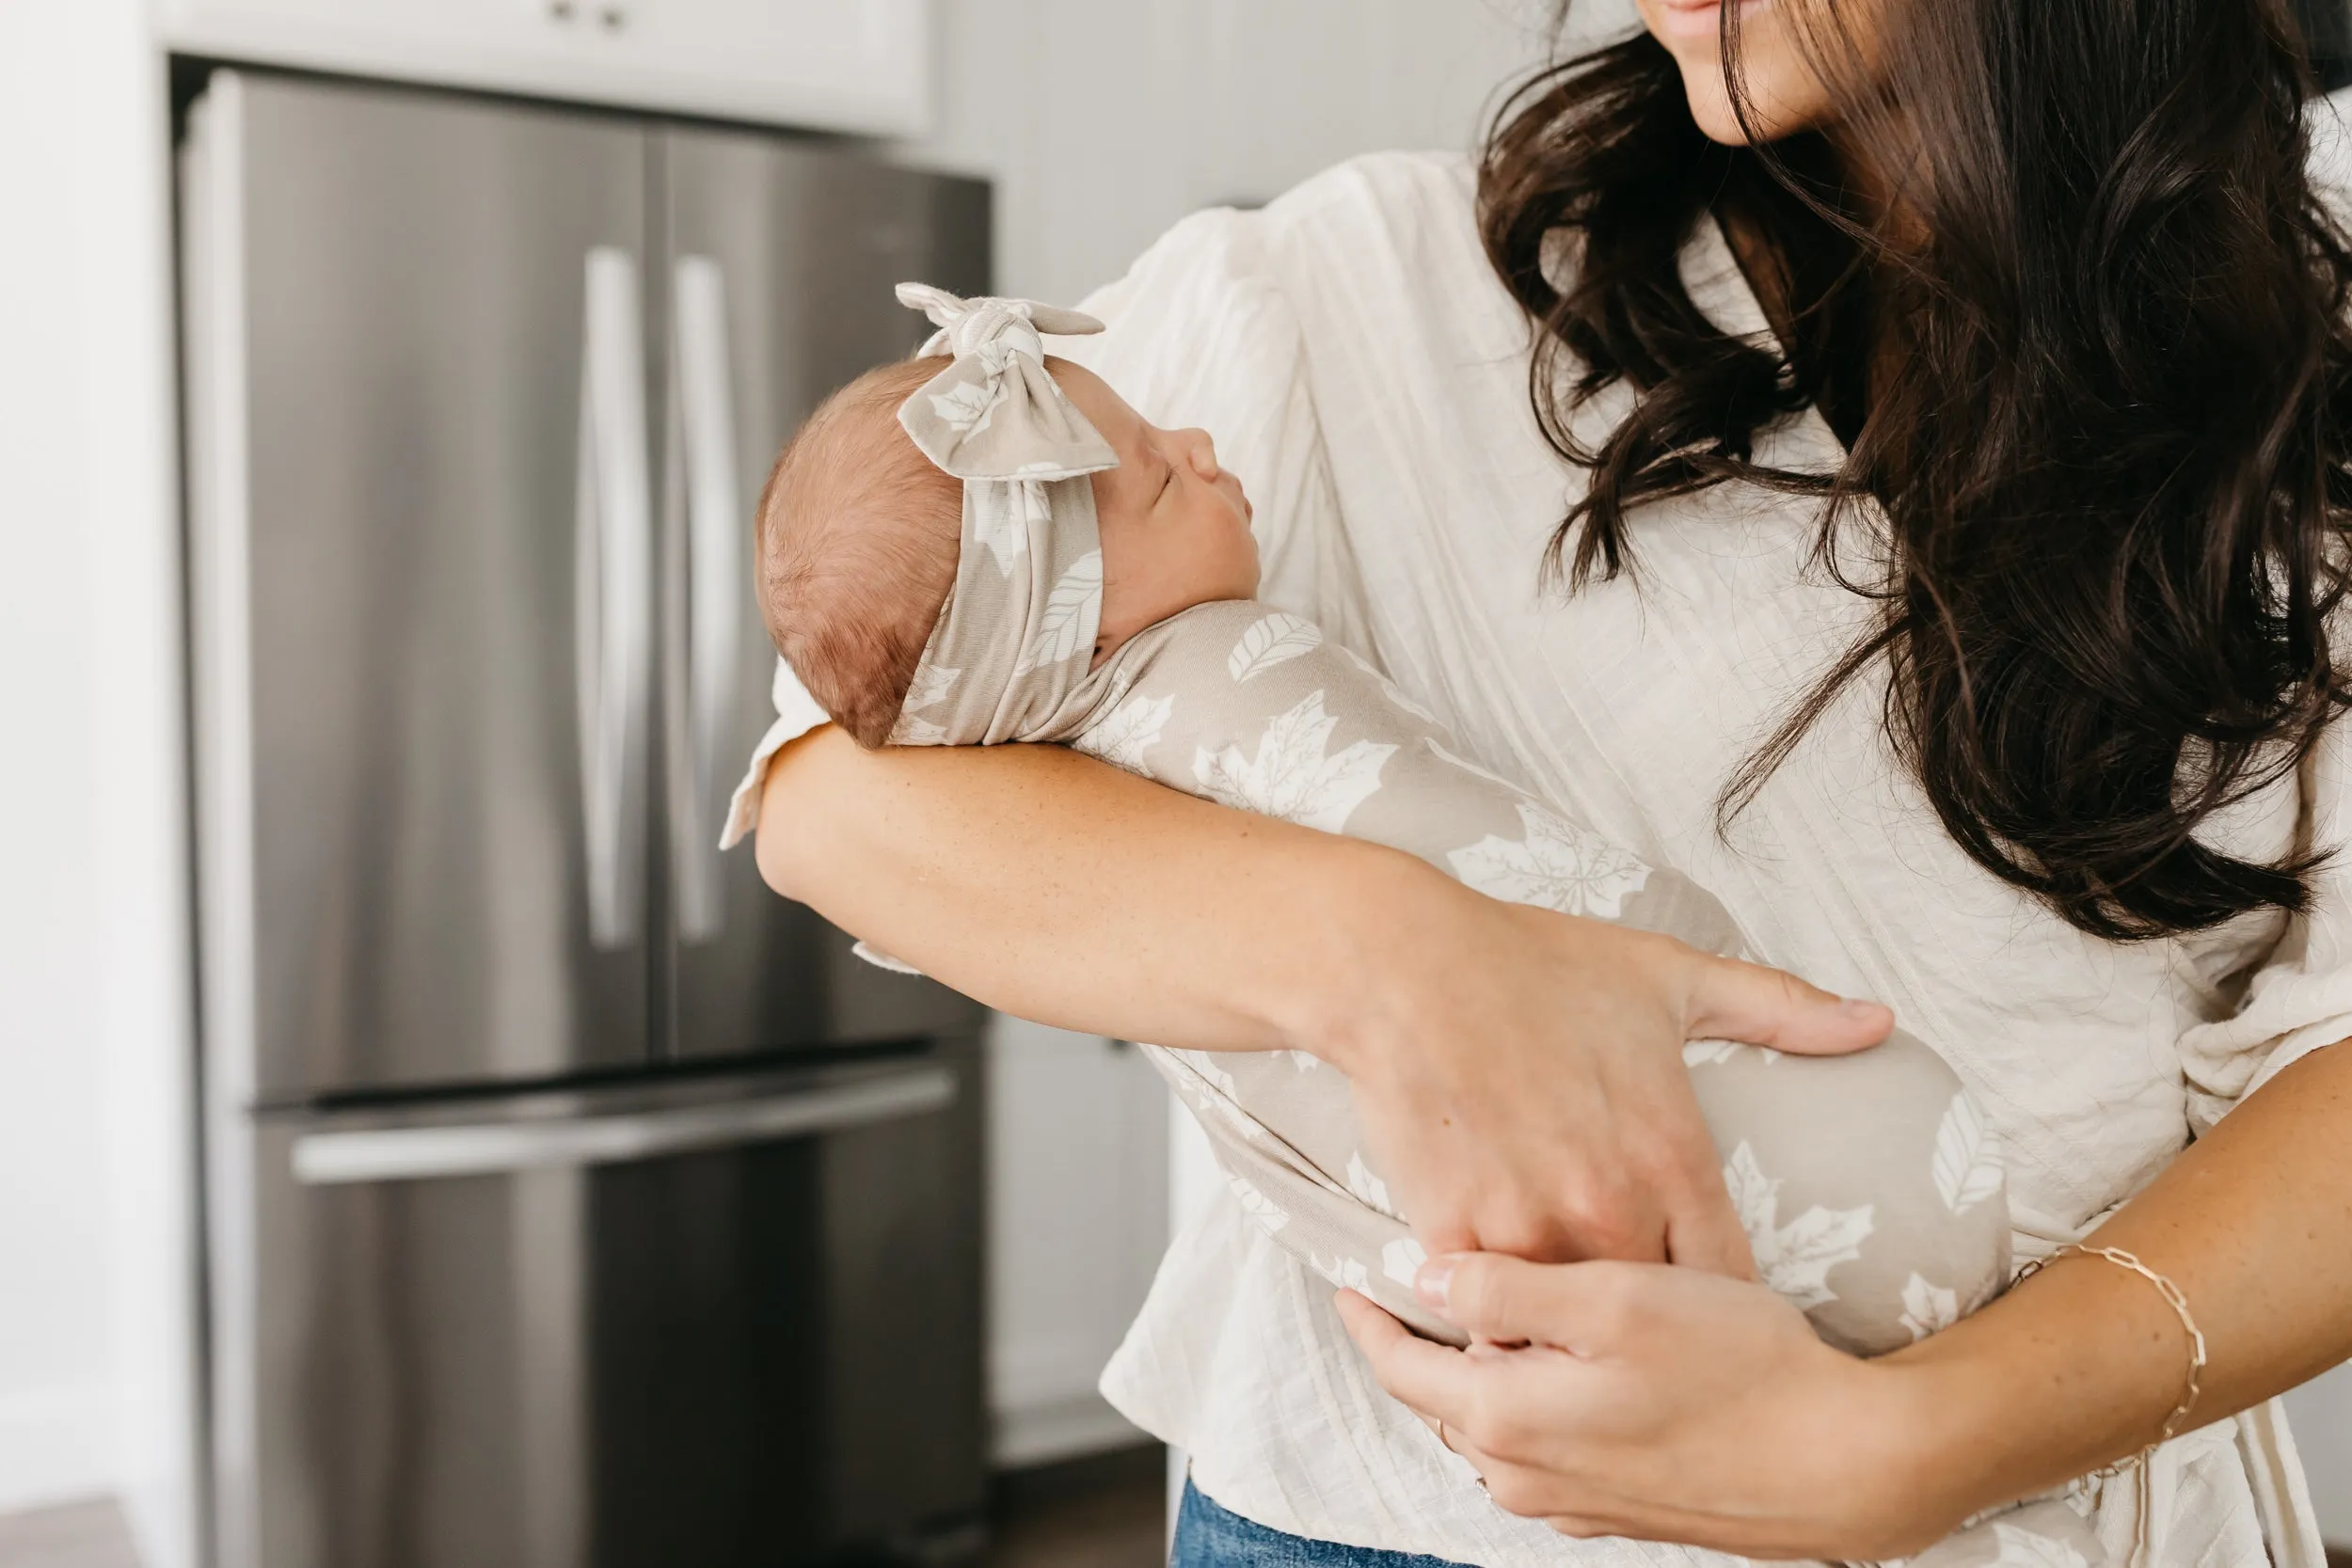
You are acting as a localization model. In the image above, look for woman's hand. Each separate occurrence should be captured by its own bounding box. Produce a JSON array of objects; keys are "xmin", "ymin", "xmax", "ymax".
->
[
  {"xmin": 1333, "ymin": 1254, "xmax": 1960, "ymax": 1560},
  {"xmin": 1319, "ymin": 881, "xmax": 1893, "ymax": 1275}
]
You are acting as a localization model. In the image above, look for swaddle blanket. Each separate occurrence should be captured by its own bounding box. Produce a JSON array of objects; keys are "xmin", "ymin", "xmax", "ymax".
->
[{"xmin": 883, "ymin": 283, "xmax": 2014, "ymax": 1360}]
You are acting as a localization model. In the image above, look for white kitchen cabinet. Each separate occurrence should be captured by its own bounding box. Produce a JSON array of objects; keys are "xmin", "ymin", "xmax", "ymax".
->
[{"xmin": 155, "ymin": 0, "xmax": 930, "ymax": 135}]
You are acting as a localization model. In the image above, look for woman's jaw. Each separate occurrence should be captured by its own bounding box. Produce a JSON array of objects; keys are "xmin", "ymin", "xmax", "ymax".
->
[{"xmin": 1637, "ymin": 0, "xmax": 1844, "ymax": 147}]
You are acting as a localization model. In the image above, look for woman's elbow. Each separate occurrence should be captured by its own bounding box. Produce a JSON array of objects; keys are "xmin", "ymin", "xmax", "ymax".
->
[{"xmin": 750, "ymin": 725, "xmax": 850, "ymax": 902}]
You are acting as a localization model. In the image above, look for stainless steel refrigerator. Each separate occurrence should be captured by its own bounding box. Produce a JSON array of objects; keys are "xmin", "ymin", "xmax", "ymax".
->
[{"xmin": 180, "ymin": 66, "xmax": 992, "ymax": 1568}]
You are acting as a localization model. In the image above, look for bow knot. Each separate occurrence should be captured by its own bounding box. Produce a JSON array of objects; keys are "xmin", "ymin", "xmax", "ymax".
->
[{"xmin": 893, "ymin": 282, "xmax": 1119, "ymax": 483}]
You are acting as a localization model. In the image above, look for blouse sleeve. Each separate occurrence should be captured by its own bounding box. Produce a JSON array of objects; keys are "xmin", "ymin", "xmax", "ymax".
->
[{"xmin": 2175, "ymin": 716, "xmax": 2352, "ymax": 1132}]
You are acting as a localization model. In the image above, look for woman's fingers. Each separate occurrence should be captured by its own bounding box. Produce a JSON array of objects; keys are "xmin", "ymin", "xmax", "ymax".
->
[
  {"xmin": 1333, "ymin": 1289, "xmax": 1487, "ymax": 1432},
  {"xmin": 1680, "ymin": 951, "xmax": 1893, "ymax": 1058},
  {"xmin": 1416, "ymin": 1253, "xmax": 1652, "ymax": 1354}
]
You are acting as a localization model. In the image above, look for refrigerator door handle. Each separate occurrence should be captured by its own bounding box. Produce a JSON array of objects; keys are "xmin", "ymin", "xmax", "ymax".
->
[
  {"xmin": 291, "ymin": 1065, "xmax": 958, "ymax": 1184},
  {"xmin": 576, "ymin": 246, "xmax": 653, "ymax": 949},
  {"xmin": 670, "ymin": 253, "xmax": 741, "ymax": 942}
]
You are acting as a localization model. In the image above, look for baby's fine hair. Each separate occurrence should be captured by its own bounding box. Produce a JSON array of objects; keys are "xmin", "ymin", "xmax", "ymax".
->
[{"xmin": 755, "ymin": 356, "xmax": 962, "ymax": 748}]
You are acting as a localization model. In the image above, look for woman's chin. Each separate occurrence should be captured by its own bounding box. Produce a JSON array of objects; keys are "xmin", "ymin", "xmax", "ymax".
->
[{"xmin": 1680, "ymin": 75, "xmax": 1755, "ymax": 146}]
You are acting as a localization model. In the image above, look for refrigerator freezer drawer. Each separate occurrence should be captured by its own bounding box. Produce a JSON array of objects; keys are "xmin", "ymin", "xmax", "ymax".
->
[{"xmin": 208, "ymin": 1052, "xmax": 986, "ymax": 1568}]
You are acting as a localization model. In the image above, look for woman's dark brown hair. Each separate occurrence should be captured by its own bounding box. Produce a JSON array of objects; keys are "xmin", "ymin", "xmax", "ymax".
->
[{"xmin": 1481, "ymin": 0, "xmax": 2352, "ymax": 939}]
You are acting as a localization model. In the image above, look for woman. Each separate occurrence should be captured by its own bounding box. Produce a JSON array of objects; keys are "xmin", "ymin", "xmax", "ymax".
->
[{"xmin": 744, "ymin": 0, "xmax": 2352, "ymax": 1560}]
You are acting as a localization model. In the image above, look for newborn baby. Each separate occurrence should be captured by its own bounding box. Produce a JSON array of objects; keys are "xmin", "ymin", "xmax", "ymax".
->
[
  {"xmin": 761, "ymin": 282, "xmax": 2012, "ymax": 1354},
  {"xmin": 755, "ymin": 287, "xmax": 2104, "ymax": 1566}
]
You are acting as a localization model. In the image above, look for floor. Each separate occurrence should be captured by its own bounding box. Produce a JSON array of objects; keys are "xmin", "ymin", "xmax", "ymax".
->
[
  {"xmin": 985, "ymin": 1443, "xmax": 1168, "ymax": 1568},
  {"xmin": 12, "ymin": 1470, "xmax": 2330, "ymax": 1568},
  {"xmin": 0, "ymin": 1449, "xmax": 1170, "ymax": 1568}
]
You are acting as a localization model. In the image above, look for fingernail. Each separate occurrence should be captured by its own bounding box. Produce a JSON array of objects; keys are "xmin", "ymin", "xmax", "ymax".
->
[
  {"xmin": 1417, "ymin": 1259, "xmax": 1455, "ymax": 1310},
  {"xmin": 1837, "ymin": 997, "xmax": 1887, "ymax": 1019}
]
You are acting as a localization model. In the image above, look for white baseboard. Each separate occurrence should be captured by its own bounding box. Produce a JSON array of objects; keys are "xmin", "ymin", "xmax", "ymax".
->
[
  {"xmin": 992, "ymin": 1393, "xmax": 1148, "ymax": 1469},
  {"xmin": 0, "ymin": 1384, "xmax": 114, "ymax": 1515}
]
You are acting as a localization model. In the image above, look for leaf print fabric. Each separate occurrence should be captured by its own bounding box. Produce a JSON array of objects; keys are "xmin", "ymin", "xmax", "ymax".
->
[
  {"xmin": 1014, "ymin": 551, "xmax": 1103, "ymax": 676},
  {"xmin": 1073, "ymin": 689, "xmax": 1174, "ymax": 771},
  {"xmin": 1345, "ymin": 1151, "xmax": 1392, "ymax": 1216},
  {"xmin": 1226, "ymin": 1174, "xmax": 1290, "ymax": 1233},
  {"xmin": 1723, "ymin": 1142, "xmax": 1875, "ymax": 1310},
  {"xmin": 1449, "ymin": 800, "xmax": 1652, "ymax": 918},
  {"xmin": 1381, "ymin": 1236, "xmax": 1428, "ymax": 1289},
  {"xmin": 1899, "ymin": 1272, "xmax": 1962, "ymax": 1340},
  {"xmin": 929, "ymin": 376, "xmax": 1004, "ymax": 436},
  {"xmin": 1932, "ymin": 1091, "xmax": 2005, "ymax": 1214},
  {"xmin": 1193, "ymin": 690, "xmax": 1395, "ymax": 832},
  {"xmin": 1229, "ymin": 611, "xmax": 1323, "ymax": 682}
]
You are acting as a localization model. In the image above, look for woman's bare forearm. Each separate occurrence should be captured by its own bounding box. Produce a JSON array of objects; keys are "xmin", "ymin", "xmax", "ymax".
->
[
  {"xmin": 754, "ymin": 723, "xmax": 1432, "ymax": 1057},
  {"xmin": 1885, "ymin": 1039, "xmax": 2352, "ymax": 1516}
]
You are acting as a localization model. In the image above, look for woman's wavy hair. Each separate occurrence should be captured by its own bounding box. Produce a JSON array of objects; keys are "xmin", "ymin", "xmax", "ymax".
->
[{"xmin": 1481, "ymin": 0, "xmax": 2352, "ymax": 940}]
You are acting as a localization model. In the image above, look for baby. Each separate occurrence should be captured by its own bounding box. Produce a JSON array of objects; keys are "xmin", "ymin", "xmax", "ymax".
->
[{"xmin": 756, "ymin": 286, "xmax": 2096, "ymax": 1565}]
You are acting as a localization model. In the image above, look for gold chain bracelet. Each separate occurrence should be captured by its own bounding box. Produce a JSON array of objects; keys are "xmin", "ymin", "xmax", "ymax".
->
[{"xmin": 2013, "ymin": 1244, "xmax": 2209, "ymax": 1471}]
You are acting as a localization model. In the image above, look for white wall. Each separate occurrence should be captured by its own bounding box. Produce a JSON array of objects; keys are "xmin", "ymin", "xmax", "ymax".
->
[
  {"xmin": 898, "ymin": 0, "xmax": 1595, "ymax": 305},
  {"xmin": 0, "ymin": 0, "xmax": 197, "ymax": 1562}
]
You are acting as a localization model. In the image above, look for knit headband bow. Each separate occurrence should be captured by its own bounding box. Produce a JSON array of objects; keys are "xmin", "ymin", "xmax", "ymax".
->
[{"xmin": 889, "ymin": 282, "xmax": 1122, "ymax": 746}]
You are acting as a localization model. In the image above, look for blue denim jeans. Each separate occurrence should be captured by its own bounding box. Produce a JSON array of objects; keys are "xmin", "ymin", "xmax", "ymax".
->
[{"xmin": 1170, "ymin": 1480, "xmax": 1476, "ymax": 1567}]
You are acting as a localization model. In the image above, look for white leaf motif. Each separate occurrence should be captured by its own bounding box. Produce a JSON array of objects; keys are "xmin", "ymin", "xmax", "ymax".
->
[
  {"xmin": 1723, "ymin": 1142, "xmax": 1874, "ymax": 1310},
  {"xmin": 930, "ymin": 376, "xmax": 1004, "ymax": 436},
  {"xmin": 1229, "ymin": 612, "xmax": 1323, "ymax": 682},
  {"xmin": 902, "ymin": 661, "xmax": 961, "ymax": 716},
  {"xmin": 1193, "ymin": 690, "xmax": 1395, "ymax": 833},
  {"xmin": 971, "ymin": 487, "xmax": 1030, "ymax": 573},
  {"xmin": 1013, "ymin": 550, "xmax": 1102, "ymax": 675},
  {"xmin": 1450, "ymin": 801, "xmax": 1652, "ymax": 918},
  {"xmin": 1315, "ymin": 1253, "xmax": 1374, "ymax": 1292},
  {"xmin": 1284, "ymin": 1050, "xmax": 1320, "ymax": 1072},
  {"xmin": 1176, "ymin": 1048, "xmax": 1236, "ymax": 1098},
  {"xmin": 1073, "ymin": 689, "xmax": 1174, "ymax": 773},
  {"xmin": 1382, "ymin": 1236, "xmax": 1428, "ymax": 1288},
  {"xmin": 1931, "ymin": 1091, "xmax": 2004, "ymax": 1214},
  {"xmin": 1345, "ymin": 1151, "xmax": 1393, "ymax": 1215},
  {"xmin": 1989, "ymin": 1524, "xmax": 2089, "ymax": 1568},
  {"xmin": 1226, "ymin": 1174, "xmax": 1289, "ymax": 1234},
  {"xmin": 1899, "ymin": 1273, "xmax": 1961, "ymax": 1341}
]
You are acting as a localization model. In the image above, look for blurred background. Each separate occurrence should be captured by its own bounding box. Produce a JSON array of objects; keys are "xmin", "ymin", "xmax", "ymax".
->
[{"xmin": 0, "ymin": 3, "xmax": 2346, "ymax": 1566}]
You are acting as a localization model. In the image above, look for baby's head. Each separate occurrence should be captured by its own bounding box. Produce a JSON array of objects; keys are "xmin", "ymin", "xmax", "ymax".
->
[{"xmin": 757, "ymin": 350, "xmax": 1258, "ymax": 747}]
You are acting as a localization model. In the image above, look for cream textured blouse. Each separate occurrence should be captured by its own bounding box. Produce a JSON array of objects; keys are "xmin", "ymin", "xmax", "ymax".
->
[{"xmin": 727, "ymin": 143, "xmax": 2351, "ymax": 1568}]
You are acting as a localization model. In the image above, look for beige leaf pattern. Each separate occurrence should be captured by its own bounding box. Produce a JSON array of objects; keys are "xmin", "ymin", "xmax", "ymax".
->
[
  {"xmin": 1931, "ymin": 1091, "xmax": 2004, "ymax": 1214},
  {"xmin": 1074, "ymin": 689, "xmax": 1175, "ymax": 772},
  {"xmin": 1013, "ymin": 550, "xmax": 1102, "ymax": 675},
  {"xmin": 1381, "ymin": 1235, "xmax": 1428, "ymax": 1289},
  {"xmin": 1723, "ymin": 1141, "xmax": 1874, "ymax": 1310},
  {"xmin": 1228, "ymin": 612, "xmax": 1324, "ymax": 683},
  {"xmin": 1449, "ymin": 800, "xmax": 1651, "ymax": 918},
  {"xmin": 1899, "ymin": 1272, "xmax": 1961, "ymax": 1341},
  {"xmin": 1227, "ymin": 1174, "xmax": 1290, "ymax": 1234},
  {"xmin": 1193, "ymin": 690, "xmax": 1395, "ymax": 832}
]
